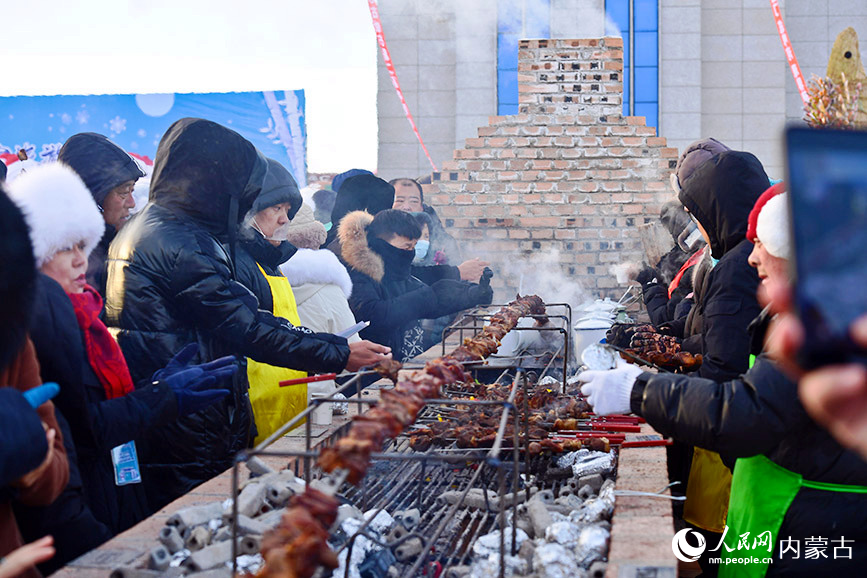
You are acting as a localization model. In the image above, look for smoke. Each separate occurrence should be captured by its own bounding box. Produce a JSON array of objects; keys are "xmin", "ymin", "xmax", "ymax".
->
[{"xmin": 495, "ymin": 247, "xmax": 591, "ymax": 312}]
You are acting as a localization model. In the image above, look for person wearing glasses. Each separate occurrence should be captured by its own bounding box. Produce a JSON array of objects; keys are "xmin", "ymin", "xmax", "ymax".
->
[{"xmin": 57, "ymin": 133, "xmax": 145, "ymax": 297}]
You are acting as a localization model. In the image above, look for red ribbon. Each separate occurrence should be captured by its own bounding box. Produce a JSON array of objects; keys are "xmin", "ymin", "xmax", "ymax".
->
[
  {"xmin": 367, "ymin": 0, "xmax": 438, "ymax": 171},
  {"xmin": 770, "ymin": 0, "xmax": 808, "ymax": 104}
]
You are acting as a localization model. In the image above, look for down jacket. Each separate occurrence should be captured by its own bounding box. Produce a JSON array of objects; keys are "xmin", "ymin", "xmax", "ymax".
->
[
  {"xmin": 631, "ymin": 353, "xmax": 867, "ymax": 575},
  {"xmin": 105, "ymin": 118, "xmax": 350, "ymax": 510}
]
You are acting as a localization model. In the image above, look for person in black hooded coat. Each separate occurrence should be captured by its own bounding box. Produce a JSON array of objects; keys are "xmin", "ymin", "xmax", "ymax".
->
[
  {"xmin": 58, "ymin": 133, "xmax": 145, "ymax": 297},
  {"xmin": 324, "ymin": 174, "xmax": 395, "ymax": 248},
  {"xmin": 104, "ymin": 118, "xmax": 354, "ymax": 511}
]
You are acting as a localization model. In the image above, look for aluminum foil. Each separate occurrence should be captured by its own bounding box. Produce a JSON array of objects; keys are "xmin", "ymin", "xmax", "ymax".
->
[
  {"xmin": 570, "ymin": 451, "xmax": 615, "ymax": 478},
  {"xmin": 332, "ymin": 392, "xmax": 349, "ymax": 415},
  {"xmin": 538, "ymin": 376, "xmax": 560, "ymax": 388},
  {"xmin": 532, "ymin": 542, "xmax": 579, "ymax": 578},
  {"xmin": 574, "ymin": 524, "xmax": 610, "ymax": 567},
  {"xmin": 472, "ymin": 528, "xmax": 529, "ymax": 559},
  {"xmin": 556, "ymin": 449, "xmax": 591, "ymax": 469}
]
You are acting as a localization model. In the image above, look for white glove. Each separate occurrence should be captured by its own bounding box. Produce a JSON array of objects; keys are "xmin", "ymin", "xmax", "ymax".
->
[{"xmin": 578, "ymin": 358, "xmax": 643, "ymax": 416}]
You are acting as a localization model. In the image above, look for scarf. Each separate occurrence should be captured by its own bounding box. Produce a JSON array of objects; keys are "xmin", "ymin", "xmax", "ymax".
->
[
  {"xmin": 68, "ymin": 285, "xmax": 135, "ymax": 400},
  {"xmin": 369, "ymin": 237, "xmax": 415, "ymax": 280}
]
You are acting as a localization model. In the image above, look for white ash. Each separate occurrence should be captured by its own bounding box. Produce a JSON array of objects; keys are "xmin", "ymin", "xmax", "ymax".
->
[
  {"xmin": 363, "ymin": 509, "xmax": 394, "ymax": 535},
  {"xmin": 208, "ymin": 518, "xmax": 223, "ymax": 532},
  {"xmin": 470, "ymin": 553, "xmax": 528, "ymax": 578},
  {"xmin": 569, "ymin": 496, "xmax": 614, "ymax": 525},
  {"xmin": 331, "ymin": 393, "xmax": 349, "ymax": 415},
  {"xmin": 574, "ymin": 524, "xmax": 610, "ymax": 567},
  {"xmin": 532, "ymin": 542, "xmax": 580, "ymax": 578},
  {"xmin": 232, "ymin": 554, "xmax": 264, "ymax": 574},
  {"xmin": 544, "ymin": 521, "xmax": 582, "ymax": 549},
  {"xmin": 335, "ymin": 518, "xmax": 379, "ymax": 578},
  {"xmin": 169, "ymin": 549, "xmax": 191, "ymax": 568},
  {"xmin": 472, "ymin": 527, "xmax": 529, "ymax": 559}
]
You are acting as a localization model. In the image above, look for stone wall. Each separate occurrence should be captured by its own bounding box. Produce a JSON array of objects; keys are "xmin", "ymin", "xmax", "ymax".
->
[{"xmin": 424, "ymin": 38, "xmax": 677, "ymax": 302}]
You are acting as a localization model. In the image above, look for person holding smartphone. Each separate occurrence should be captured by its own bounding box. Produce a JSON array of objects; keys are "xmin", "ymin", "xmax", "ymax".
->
[{"xmin": 580, "ymin": 183, "xmax": 867, "ymax": 576}]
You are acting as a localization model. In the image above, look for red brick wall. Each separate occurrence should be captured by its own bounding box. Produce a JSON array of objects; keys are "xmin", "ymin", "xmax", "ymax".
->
[{"xmin": 423, "ymin": 38, "xmax": 677, "ymax": 302}]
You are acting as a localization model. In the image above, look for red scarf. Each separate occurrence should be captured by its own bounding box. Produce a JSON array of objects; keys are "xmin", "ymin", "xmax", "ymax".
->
[
  {"xmin": 667, "ymin": 249, "xmax": 705, "ymax": 298},
  {"xmin": 68, "ymin": 285, "xmax": 135, "ymax": 400}
]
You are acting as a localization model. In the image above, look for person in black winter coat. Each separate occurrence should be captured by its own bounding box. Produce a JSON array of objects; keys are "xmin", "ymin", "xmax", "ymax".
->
[
  {"xmin": 581, "ymin": 185, "xmax": 867, "ymax": 576},
  {"xmin": 58, "ymin": 133, "xmax": 145, "ymax": 297},
  {"xmin": 324, "ymin": 174, "xmax": 395, "ymax": 248},
  {"xmin": 104, "ymin": 119, "xmax": 384, "ymax": 511},
  {"xmin": 340, "ymin": 210, "xmax": 493, "ymax": 361}
]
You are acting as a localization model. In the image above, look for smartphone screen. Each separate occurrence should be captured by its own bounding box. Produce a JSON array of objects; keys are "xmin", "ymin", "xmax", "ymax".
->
[{"xmin": 786, "ymin": 127, "xmax": 867, "ymax": 368}]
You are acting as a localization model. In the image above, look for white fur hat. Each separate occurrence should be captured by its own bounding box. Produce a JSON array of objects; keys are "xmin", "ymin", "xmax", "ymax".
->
[{"xmin": 7, "ymin": 162, "xmax": 105, "ymax": 267}]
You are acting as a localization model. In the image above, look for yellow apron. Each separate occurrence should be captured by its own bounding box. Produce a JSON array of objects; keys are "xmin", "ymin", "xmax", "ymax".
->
[
  {"xmin": 684, "ymin": 447, "xmax": 732, "ymax": 532},
  {"xmin": 248, "ymin": 263, "xmax": 307, "ymax": 446}
]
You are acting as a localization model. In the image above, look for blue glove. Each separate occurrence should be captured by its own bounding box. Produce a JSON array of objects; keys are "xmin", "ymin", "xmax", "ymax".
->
[
  {"xmin": 23, "ymin": 383, "xmax": 60, "ymax": 408},
  {"xmin": 154, "ymin": 344, "xmax": 238, "ymax": 416}
]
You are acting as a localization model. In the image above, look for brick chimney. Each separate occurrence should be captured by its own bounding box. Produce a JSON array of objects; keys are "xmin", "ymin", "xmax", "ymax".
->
[{"xmin": 424, "ymin": 38, "xmax": 678, "ymax": 302}]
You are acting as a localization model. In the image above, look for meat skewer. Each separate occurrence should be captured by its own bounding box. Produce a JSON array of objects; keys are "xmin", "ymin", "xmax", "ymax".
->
[{"xmin": 256, "ymin": 295, "xmax": 545, "ymax": 578}]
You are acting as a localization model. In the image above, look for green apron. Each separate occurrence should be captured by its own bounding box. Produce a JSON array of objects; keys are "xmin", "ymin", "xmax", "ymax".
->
[{"xmin": 721, "ymin": 454, "xmax": 867, "ymax": 577}]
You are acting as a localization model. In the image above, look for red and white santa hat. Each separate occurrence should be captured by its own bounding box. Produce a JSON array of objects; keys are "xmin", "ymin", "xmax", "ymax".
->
[{"xmin": 746, "ymin": 181, "xmax": 790, "ymax": 259}]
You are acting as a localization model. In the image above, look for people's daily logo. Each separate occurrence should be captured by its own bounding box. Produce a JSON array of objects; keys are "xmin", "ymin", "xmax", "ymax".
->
[{"xmin": 672, "ymin": 528, "xmax": 706, "ymax": 562}]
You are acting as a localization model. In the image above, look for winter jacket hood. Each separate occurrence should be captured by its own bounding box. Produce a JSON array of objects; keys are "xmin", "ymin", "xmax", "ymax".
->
[
  {"xmin": 0, "ymin": 189, "xmax": 36, "ymax": 371},
  {"xmin": 325, "ymin": 175, "xmax": 394, "ymax": 246},
  {"xmin": 8, "ymin": 163, "xmax": 105, "ymax": 267},
  {"xmin": 149, "ymin": 118, "xmax": 268, "ymax": 238},
  {"xmin": 280, "ymin": 248, "xmax": 353, "ymax": 299},
  {"xmin": 678, "ymin": 150, "xmax": 769, "ymax": 259},
  {"xmin": 339, "ymin": 210, "xmax": 385, "ymax": 282},
  {"xmin": 58, "ymin": 133, "xmax": 145, "ymax": 207},
  {"xmin": 251, "ymin": 158, "xmax": 302, "ymax": 218}
]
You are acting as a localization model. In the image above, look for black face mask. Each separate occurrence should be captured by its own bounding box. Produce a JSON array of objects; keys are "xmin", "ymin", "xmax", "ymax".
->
[{"xmin": 369, "ymin": 237, "xmax": 415, "ymax": 279}]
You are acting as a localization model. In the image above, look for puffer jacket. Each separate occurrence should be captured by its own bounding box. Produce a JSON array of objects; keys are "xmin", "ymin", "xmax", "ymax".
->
[
  {"xmin": 280, "ymin": 248, "xmax": 361, "ymax": 342},
  {"xmin": 105, "ymin": 118, "xmax": 351, "ymax": 510},
  {"xmin": 631, "ymin": 353, "xmax": 867, "ymax": 575},
  {"xmin": 676, "ymin": 150, "xmax": 768, "ymax": 382}
]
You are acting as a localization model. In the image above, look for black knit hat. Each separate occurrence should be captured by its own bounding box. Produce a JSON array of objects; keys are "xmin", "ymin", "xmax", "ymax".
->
[
  {"xmin": 251, "ymin": 158, "xmax": 303, "ymax": 220},
  {"xmin": 58, "ymin": 132, "xmax": 145, "ymax": 207},
  {"xmin": 0, "ymin": 187, "xmax": 36, "ymax": 370}
]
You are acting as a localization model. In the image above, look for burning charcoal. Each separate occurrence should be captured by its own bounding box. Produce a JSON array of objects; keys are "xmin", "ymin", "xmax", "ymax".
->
[
  {"xmin": 166, "ymin": 502, "xmax": 225, "ymax": 534},
  {"xmin": 578, "ymin": 473, "xmax": 603, "ymax": 492},
  {"xmin": 527, "ymin": 500, "xmax": 553, "ymax": 538},
  {"xmin": 363, "ymin": 509, "xmax": 394, "ymax": 534},
  {"xmin": 393, "ymin": 508, "xmax": 421, "ymax": 530},
  {"xmin": 393, "ymin": 537, "xmax": 423, "ymax": 562},
  {"xmin": 159, "ymin": 526, "xmax": 185, "ymax": 554},
  {"xmin": 532, "ymin": 542, "xmax": 580, "ymax": 578},
  {"xmin": 577, "ymin": 484, "xmax": 595, "ymax": 500},
  {"xmin": 574, "ymin": 524, "xmax": 610, "ymax": 568},
  {"xmin": 265, "ymin": 482, "xmax": 292, "ymax": 508},
  {"xmin": 183, "ymin": 539, "xmax": 239, "ymax": 572},
  {"xmin": 387, "ymin": 524, "xmax": 408, "ymax": 542},
  {"xmin": 545, "ymin": 521, "xmax": 582, "ymax": 549},
  {"xmin": 222, "ymin": 513, "xmax": 267, "ymax": 536},
  {"xmin": 185, "ymin": 526, "xmax": 211, "ymax": 551},
  {"xmin": 148, "ymin": 545, "xmax": 171, "ymax": 571},
  {"xmin": 588, "ymin": 560, "xmax": 608, "ymax": 578},
  {"xmin": 532, "ymin": 489, "xmax": 555, "ymax": 505},
  {"xmin": 570, "ymin": 451, "xmax": 615, "ymax": 478},
  {"xmin": 237, "ymin": 482, "xmax": 267, "ymax": 518},
  {"xmin": 471, "ymin": 528, "xmax": 528, "ymax": 559},
  {"xmin": 239, "ymin": 534, "xmax": 261, "ymax": 555},
  {"xmin": 245, "ymin": 456, "xmax": 275, "ymax": 476}
]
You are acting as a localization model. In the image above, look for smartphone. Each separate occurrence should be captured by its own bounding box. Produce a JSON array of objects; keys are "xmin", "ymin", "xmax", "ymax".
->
[{"xmin": 786, "ymin": 126, "xmax": 867, "ymax": 368}]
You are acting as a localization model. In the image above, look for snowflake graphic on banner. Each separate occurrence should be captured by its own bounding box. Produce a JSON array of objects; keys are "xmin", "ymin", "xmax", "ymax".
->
[
  {"xmin": 259, "ymin": 117, "xmax": 281, "ymax": 145},
  {"xmin": 109, "ymin": 116, "xmax": 127, "ymax": 135},
  {"xmin": 76, "ymin": 108, "xmax": 90, "ymax": 125},
  {"xmin": 40, "ymin": 143, "xmax": 63, "ymax": 162},
  {"xmin": 60, "ymin": 113, "xmax": 72, "ymax": 125}
]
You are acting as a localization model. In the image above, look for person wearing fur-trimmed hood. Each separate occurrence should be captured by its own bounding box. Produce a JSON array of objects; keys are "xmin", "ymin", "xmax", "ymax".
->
[
  {"xmin": 339, "ymin": 209, "xmax": 493, "ymax": 362},
  {"xmin": 8, "ymin": 163, "xmax": 237, "ymax": 552}
]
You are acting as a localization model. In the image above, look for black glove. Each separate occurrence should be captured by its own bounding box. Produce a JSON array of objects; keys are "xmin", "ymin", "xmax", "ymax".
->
[
  {"xmin": 153, "ymin": 344, "xmax": 237, "ymax": 416},
  {"xmin": 636, "ymin": 266, "xmax": 659, "ymax": 287},
  {"xmin": 470, "ymin": 267, "xmax": 494, "ymax": 305}
]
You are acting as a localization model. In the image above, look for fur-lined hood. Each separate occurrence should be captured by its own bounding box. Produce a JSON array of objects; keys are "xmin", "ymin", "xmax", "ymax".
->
[
  {"xmin": 280, "ymin": 248, "xmax": 352, "ymax": 298},
  {"xmin": 337, "ymin": 210, "xmax": 384, "ymax": 282},
  {"xmin": 7, "ymin": 162, "xmax": 105, "ymax": 267}
]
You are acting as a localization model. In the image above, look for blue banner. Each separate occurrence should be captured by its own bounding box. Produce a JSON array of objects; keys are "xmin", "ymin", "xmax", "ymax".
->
[{"xmin": 0, "ymin": 90, "xmax": 307, "ymax": 186}]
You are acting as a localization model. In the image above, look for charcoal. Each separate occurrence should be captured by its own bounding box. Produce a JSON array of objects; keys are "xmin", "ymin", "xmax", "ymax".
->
[
  {"xmin": 166, "ymin": 502, "xmax": 224, "ymax": 534},
  {"xmin": 148, "ymin": 546, "xmax": 171, "ymax": 571},
  {"xmin": 159, "ymin": 526, "xmax": 185, "ymax": 554}
]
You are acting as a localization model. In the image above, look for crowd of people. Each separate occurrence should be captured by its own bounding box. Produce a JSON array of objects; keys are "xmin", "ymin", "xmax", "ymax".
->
[
  {"xmin": 582, "ymin": 138, "xmax": 867, "ymax": 576},
  {"xmin": 2, "ymin": 118, "xmax": 866, "ymax": 577},
  {"xmin": 0, "ymin": 118, "xmax": 494, "ymax": 576}
]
